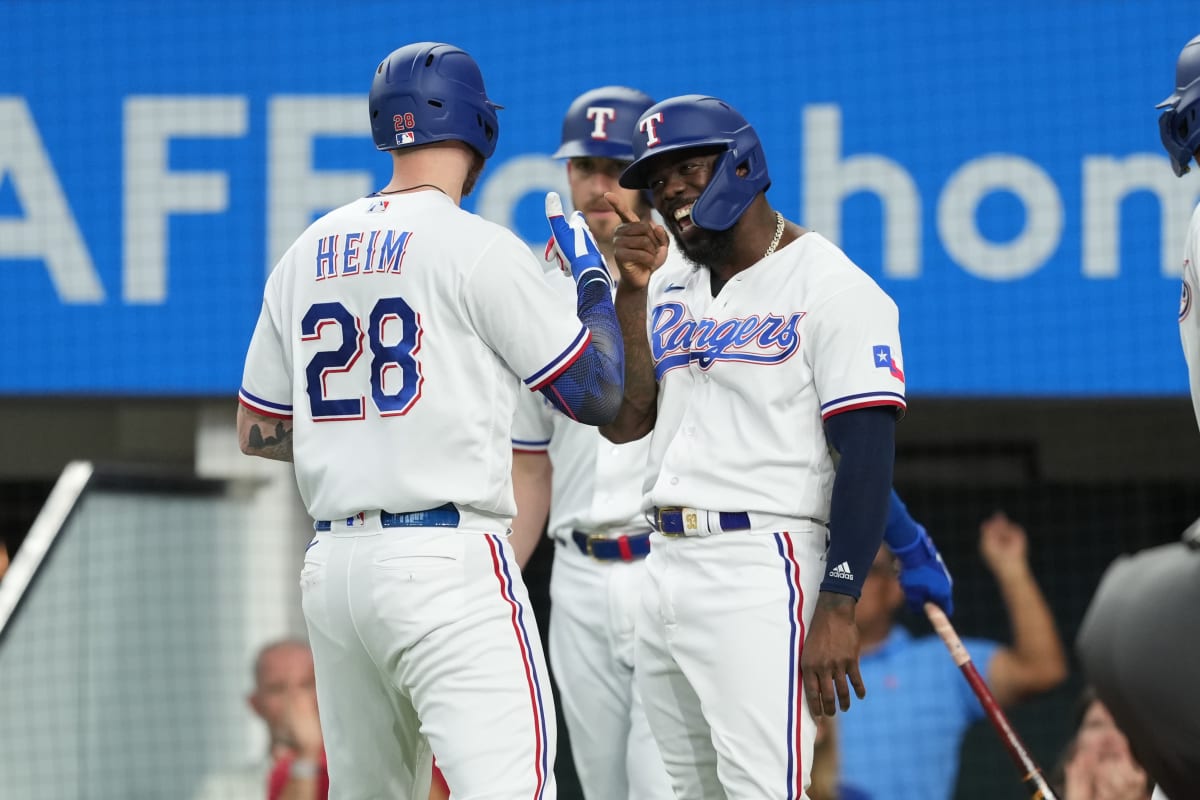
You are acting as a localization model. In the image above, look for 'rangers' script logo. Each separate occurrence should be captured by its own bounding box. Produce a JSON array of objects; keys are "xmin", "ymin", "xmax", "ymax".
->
[{"xmin": 651, "ymin": 301, "xmax": 804, "ymax": 380}]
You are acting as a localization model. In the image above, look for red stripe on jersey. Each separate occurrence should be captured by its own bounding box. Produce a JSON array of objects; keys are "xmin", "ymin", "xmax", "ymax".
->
[
  {"xmin": 529, "ymin": 330, "xmax": 592, "ymax": 391},
  {"xmin": 238, "ymin": 396, "xmax": 293, "ymax": 420},
  {"xmin": 820, "ymin": 398, "xmax": 906, "ymax": 421}
]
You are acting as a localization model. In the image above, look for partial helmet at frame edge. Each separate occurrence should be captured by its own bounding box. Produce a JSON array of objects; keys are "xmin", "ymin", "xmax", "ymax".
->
[{"xmin": 1157, "ymin": 34, "xmax": 1200, "ymax": 177}]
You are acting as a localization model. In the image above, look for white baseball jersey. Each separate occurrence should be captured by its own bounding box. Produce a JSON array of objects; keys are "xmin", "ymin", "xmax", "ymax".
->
[
  {"xmin": 1178, "ymin": 201, "xmax": 1200, "ymax": 433},
  {"xmin": 512, "ymin": 269, "xmax": 651, "ymax": 540},
  {"xmin": 643, "ymin": 230, "xmax": 906, "ymax": 522},
  {"xmin": 633, "ymin": 230, "xmax": 906, "ymax": 799},
  {"xmin": 239, "ymin": 190, "xmax": 589, "ymax": 522}
]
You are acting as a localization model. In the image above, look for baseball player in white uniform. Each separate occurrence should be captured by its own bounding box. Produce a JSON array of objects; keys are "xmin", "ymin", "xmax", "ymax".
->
[
  {"xmin": 1161, "ymin": 34, "xmax": 1200, "ymax": 436},
  {"xmin": 236, "ymin": 42, "xmax": 625, "ymax": 800},
  {"xmin": 601, "ymin": 95, "xmax": 907, "ymax": 799},
  {"xmin": 510, "ymin": 86, "xmax": 674, "ymax": 800}
]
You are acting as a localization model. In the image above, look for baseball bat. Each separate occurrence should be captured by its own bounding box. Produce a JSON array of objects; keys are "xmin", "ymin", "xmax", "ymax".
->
[{"xmin": 924, "ymin": 602, "xmax": 1059, "ymax": 800}]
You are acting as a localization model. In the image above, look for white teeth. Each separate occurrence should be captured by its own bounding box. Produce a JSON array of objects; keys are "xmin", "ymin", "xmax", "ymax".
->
[{"xmin": 673, "ymin": 204, "xmax": 693, "ymax": 221}]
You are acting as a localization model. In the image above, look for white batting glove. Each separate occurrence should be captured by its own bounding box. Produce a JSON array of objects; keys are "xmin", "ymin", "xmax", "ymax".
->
[{"xmin": 545, "ymin": 192, "xmax": 613, "ymax": 291}]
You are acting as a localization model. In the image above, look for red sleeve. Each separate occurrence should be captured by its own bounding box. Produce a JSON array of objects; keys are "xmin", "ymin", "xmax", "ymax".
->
[
  {"xmin": 267, "ymin": 756, "xmax": 288, "ymax": 800},
  {"xmin": 432, "ymin": 759, "xmax": 450, "ymax": 796},
  {"xmin": 267, "ymin": 753, "xmax": 330, "ymax": 800}
]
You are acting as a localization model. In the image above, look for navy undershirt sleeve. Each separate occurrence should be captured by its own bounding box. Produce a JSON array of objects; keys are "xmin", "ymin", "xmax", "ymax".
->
[{"xmin": 821, "ymin": 406, "xmax": 897, "ymax": 597}]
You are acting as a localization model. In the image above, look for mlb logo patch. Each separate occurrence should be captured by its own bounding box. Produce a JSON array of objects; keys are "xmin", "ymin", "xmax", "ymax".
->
[
  {"xmin": 873, "ymin": 344, "xmax": 905, "ymax": 383},
  {"xmin": 367, "ymin": 199, "xmax": 389, "ymax": 214},
  {"xmin": 396, "ymin": 131, "xmax": 415, "ymax": 145}
]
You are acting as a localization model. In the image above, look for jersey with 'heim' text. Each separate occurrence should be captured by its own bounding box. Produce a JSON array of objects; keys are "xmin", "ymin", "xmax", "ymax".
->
[
  {"xmin": 643, "ymin": 230, "xmax": 905, "ymax": 524},
  {"xmin": 239, "ymin": 190, "xmax": 589, "ymax": 522}
]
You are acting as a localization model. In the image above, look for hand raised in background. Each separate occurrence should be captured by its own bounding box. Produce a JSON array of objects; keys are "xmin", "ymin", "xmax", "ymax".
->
[{"xmin": 980, "ymin": 511, "xmax": 1031, "ymax": 579}]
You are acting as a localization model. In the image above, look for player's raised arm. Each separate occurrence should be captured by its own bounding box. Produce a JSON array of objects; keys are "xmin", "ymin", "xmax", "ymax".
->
[
  {"xmin": 538, "ymin": 192, "xmax": 625, "ymax": 426},
  {"xmin": 598, "ymin": 190, "xmax": 667, "ymax": 444}
]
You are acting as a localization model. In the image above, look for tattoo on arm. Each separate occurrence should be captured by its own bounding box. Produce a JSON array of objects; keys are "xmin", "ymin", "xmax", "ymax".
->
[{"xmin": 247, "ymin": 420, "xmax": 294, "ymax": 461}]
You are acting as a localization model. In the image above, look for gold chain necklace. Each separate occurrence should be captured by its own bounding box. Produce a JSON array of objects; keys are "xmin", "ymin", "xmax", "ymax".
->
[{"xmin": 763, "ymin": 211, "xmax": 785, "ymax": 259}]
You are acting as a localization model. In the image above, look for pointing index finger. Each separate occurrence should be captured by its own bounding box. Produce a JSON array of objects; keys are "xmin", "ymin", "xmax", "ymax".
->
[{"xmin": 604, "ymin": 191, "xmax": 641, "ymax": 224}]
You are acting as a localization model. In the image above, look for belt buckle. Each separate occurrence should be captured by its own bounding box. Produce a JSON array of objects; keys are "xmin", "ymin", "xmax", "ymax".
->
[
  {"xmin": 585, "ymin": 533, "xmax": 607, "ymax": 558},
  {"xmin": 656, "ymin": 506, "xmax": 687, "ymax": 537}
]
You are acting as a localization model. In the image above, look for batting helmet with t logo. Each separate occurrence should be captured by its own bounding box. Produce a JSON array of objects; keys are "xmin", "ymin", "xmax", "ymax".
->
[
  {"xmin": 619, "ymin": 95, "xmax": 771, "ymax": 231},
  {"xmin": 553, "ymin": 86, "xmax": 656, "ymax": 162}
]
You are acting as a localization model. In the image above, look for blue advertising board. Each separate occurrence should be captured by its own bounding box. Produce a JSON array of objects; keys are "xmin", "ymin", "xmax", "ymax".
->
[{"xmin": 2, "ymin": 1, "xmax": 1196, "ymax": 395}]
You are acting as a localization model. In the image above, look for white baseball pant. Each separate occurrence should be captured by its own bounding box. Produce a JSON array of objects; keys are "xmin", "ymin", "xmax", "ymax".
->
[
  {"xmin": 548, "ymin": 540, "xmax": 673, "ymax": 800},
  {"xmin": 300, "ymin": 521, "xmax": 557, "ymax": 800},
  {"xmin": 635, "ymin": 525, "xmax": 827, "ymax": 800}
]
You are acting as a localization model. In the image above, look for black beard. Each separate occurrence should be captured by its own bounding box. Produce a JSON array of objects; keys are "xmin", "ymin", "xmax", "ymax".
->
[{"xmin": 671, "ymin": 223, "xmax": 738, "ymax": 272}]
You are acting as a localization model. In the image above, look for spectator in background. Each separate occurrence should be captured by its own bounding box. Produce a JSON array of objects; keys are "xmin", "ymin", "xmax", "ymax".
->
[
  {"xmin": 837, "ymin": 501, "xmax": 1068, "ymax": 799},
  {"xmin": 261, "ymin": 656, "xmax": 450, "ymax": 800},
  {"xmin": 809, "ymin": 717, "xmax": 871, "ymax": 800},
  {"xmin": 192, "ymin": 639, "xmax": 316, "ymax": 800},
  {"xmin": 1049, "ymin": 687, "xmax": 1153, "ymax": 800},
  {"xmin": 267, "ymin": 679, "xmax": 328, "ymax": 800}
]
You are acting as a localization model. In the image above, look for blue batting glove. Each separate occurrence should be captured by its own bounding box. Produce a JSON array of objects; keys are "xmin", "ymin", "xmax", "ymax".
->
[
  {"xmin": 545, "ymin": 192, "xmax": 613, "ymax": 291},
  {"xmin": 885, "ymin": 491, "xmax": 954, "ymax": 615},
  {"xmin": 893, "ymin": 532, "xmax": 954, "ymax": 616}
]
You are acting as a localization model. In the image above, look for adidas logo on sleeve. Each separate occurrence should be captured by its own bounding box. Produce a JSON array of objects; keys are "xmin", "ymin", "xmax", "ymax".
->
[{"xmin": 828, "ymin": 561, "xmax": 855, "ymax": 580}]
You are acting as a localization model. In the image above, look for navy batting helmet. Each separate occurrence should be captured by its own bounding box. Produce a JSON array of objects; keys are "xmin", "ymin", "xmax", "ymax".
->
[
  {"xmin": 619, "ymin": 95, "xmax": 770, "ymax": 231},
  {"xmin": 552, "ymin": 86, "xmax": 656, "ymax": 161},
  {"xmin": 1158, "ymin": 34, "xmax": 1200, "ymax": 177},
  {"xmin": 369, "ymin": 42, "xmax": 500, "ymax": 159}
]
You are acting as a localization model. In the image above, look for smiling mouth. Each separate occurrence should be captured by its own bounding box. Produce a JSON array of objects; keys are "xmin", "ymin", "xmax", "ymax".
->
[{"xmin": 672, "ymin": 202, "xmax": 695, "ymax": 233}]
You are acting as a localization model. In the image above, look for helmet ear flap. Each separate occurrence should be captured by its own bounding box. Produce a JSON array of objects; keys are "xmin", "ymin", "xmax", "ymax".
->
[
  {"xmin": 1161, "ymin": 108, "xmax": 1195, "ymax": 177},
  {"xmin": 690, "ymin": 140, "xmax": 771, "ymax": 231}
]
